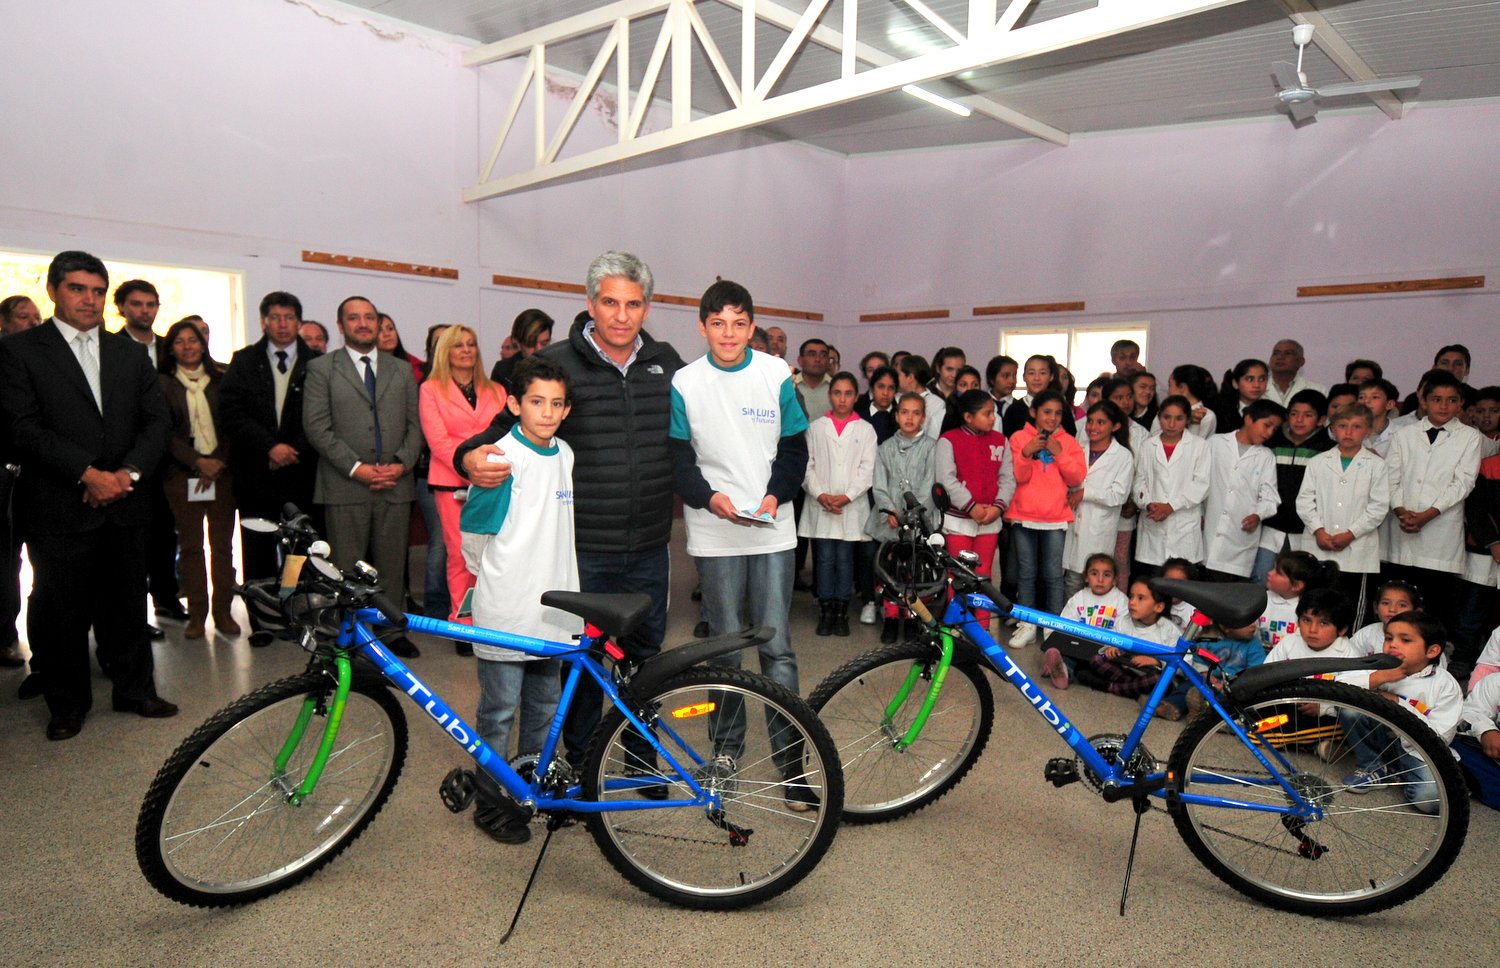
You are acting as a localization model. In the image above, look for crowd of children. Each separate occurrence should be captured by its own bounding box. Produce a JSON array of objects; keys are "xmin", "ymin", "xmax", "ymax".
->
[{"xmin": 457, "ymin": 319, "xmax": 1500, "ymax": 836}]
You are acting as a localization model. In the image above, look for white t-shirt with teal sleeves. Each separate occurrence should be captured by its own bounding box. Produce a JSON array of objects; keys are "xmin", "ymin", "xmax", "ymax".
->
[
  {"xmin": 671, "ymin": 349, "xmax": 809, "ymax": 557},
  {"xmin": 459, "ymin": 425, "xmax": 580, "ymax": 661}
]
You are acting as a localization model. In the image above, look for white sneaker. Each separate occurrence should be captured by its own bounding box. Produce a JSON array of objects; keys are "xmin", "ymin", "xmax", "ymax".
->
[
  {"xmin": 859, "ymin": 602, "xmax": 877, "ymax": 625},
  {"xmin": 1010, "ymin": 623, "xmax": 1036, "ymax": 648}
]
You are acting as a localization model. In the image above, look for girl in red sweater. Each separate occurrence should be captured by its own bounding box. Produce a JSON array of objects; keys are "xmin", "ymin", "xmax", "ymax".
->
[
  {"xmin": 938, "ymin": 390, "xmax": 1008, "ymax": 628},
  {"xmin": 1006, "ymin": 390, "xmax": 1088, "ymax": 647}
]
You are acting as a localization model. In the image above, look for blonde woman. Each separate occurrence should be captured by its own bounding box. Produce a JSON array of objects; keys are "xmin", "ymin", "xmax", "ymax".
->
[{"xmin": 420, "ymin": 325, "xmax": 508, "ymax": 634}]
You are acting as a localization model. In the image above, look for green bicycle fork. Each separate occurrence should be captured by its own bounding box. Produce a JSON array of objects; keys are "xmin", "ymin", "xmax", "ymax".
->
[
  {"xmin": 272, "ymin": 656, "xmax": 354, "ymax": 806},
  {"xmin": 883, "ymin": 632, "xmax": 957, "ymax": 750}
]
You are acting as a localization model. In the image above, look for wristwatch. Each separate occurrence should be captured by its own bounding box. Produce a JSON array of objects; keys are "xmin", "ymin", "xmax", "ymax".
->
[{"xmin": 125, "ymin": 467, "xmax": 142, "ymax": 483}]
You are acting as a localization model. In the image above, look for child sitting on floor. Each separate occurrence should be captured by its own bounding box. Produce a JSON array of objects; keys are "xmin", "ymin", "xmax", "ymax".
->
[
  {"xmin": 1258, "ymin": 550, "xmax": 1338, "ymax": 652},
  {"xmin": 1077, "ymin": 578, "xmax": 1180, "ymax": 701},
  {"xmin": 1337, "ymin": 611, "xmax": 1462, "ymax": 814},
  {"xmin": 1170, "ymin": 618, "xmax": 1267, "ymax": 718},
  {"xmin": 1258, "ymin": 588, "xmax": 1360, "ymax": 752},
  {"xmin": 1349, "ymin": 580, "xmax": 1419, "ymax": 657},
  {"xmin": 1041, "ymin": 552, "xmax": 1128, "ymax": 689}
]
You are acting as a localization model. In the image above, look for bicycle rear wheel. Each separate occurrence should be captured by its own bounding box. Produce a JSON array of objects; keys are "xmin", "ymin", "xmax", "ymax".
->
[
  {"xmin": 582, "ymin": 668, "xmax": 842, "ymax": 910},
  {"xmin": 136, "ymin": 671, "xmax": 407, "ymax": 906},
  {"xmin": 808, "ymin": 640, "xmax": 993, "ymax": 823},
  {"xmin": 1167, "ymin": 679, "xmax": 1467, "ymax": 916}
]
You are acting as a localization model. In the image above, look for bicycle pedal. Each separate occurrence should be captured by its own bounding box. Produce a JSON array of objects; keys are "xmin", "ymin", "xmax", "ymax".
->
[
  {"xmin": 1044, "ymin": 758, "xmax": 1079, "ymax": 788},
  {"xmin": 440, "ymin": 767, "xmax": 478, "ymax": 813}
]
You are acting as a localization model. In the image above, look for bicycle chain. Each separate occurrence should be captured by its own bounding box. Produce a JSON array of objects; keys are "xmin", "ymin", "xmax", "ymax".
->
[{"xmin": 608, "ymin": 823, "xmax": 737, "ymax": 848}]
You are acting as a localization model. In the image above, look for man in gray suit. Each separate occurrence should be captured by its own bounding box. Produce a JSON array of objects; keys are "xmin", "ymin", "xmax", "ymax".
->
[{"xmin": 302, "ymin": 295, "xmax": 422, "ymax": 657}]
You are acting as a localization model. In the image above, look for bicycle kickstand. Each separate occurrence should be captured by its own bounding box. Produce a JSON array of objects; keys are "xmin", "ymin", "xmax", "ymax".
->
[
  {"xmin": 1118, "ymin": 795, "xmax": 1152, "ymax": 917},
  {"xmin": 500, "ymin": 823, "xmax": 558, "ymax": 945}
]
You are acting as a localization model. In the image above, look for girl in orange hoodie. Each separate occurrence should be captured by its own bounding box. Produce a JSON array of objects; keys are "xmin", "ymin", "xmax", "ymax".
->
[{"xmin": 1005, "ymin": 389, "xmax": 1088, "ymax": 646}]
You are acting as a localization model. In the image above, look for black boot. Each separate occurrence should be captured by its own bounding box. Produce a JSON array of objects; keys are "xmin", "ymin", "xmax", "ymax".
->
[
  {"xmin": 815, "ymin": 600, "xmax": 833, "ymax": 636},
  {"xmin": 472, "ymin": 773, "xmax": 532, "ymax": 845},
  {"xmin": 880, "ymin": 616, "xmax": 898, "ymax": 644},
  {"xmin": 832, "ymin": 600, "xmax": 850, "ymax": 637}
]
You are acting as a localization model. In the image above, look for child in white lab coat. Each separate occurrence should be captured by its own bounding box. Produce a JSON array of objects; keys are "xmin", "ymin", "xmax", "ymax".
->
[
  {"xmin": 1062, "ymin": 401, "xmax": 1134, "ymax": 599},
  {"xmin": 1134, "ymin": 396, "xmax": 1211, "ymax": 573},
  {"xmin": 1202, "ymin": 399, "xmax": 1284, "ymax": 580}
]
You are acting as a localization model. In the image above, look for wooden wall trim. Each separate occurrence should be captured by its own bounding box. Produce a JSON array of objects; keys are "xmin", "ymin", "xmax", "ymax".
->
[
  {"xmin": 301, "ymin": 250, "xmax": 459, "ymax": 279},
  {"xmin": 490, "ymin": 273, "xmax": 823, "ymax": 321},
  {"xmin": 972, "ymin": 301, "xmax": 1086, "ymax": 316},
  {"xmin": 1296, "ymin": 276, "xmax": 1484, "ymax": 298},
  {"xmin": 858, "ymin": 309, "xmax": 950, "ymax": 323}
]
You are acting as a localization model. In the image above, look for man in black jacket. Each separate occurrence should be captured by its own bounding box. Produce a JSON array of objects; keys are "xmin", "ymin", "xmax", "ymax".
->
[
  {"xmin": 456, "ymin": 251, "xmax": 683, "ymax": 767},
  {"xmin": 217, "ymin": 291, "xmax": 319, "ymax": 644},
  {"xmin": 0, "ymin": 251, "xmax": 175, "ymax": 740}
]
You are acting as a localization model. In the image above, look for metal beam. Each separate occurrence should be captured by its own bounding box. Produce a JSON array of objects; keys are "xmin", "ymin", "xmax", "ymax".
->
[
  {"xmin": 722, "ymin": 0, "xmax": 1067, "ymax": 143},
  {"xmin": 1274, "ymin": 0, "xmax": 1406, "ymax": 120},
  {"xmin": 466, "ymin": 0, "xmax": 1254, "ymax": 201}
]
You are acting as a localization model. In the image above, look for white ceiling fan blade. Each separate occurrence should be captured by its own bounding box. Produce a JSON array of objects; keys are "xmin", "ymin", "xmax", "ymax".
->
[
  {"xmin": 1272, "ymin": 61, "xmax": 1304, "ymax": 92},
  {"xmin": 1287, "ymin": 98, "xmax": 1319, "ymax": 123},
  {"xmin": 1315, "ymin": 75, "xmax": 1422, "ymax": 98}
]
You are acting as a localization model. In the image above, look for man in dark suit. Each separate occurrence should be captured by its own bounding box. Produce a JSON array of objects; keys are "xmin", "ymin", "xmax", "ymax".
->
[
  {"xmin": 0, "ymin": 251, "xmax": 176, "ymax": 740},
  {"xmin": 114, "ymin": 278, "xmax": 186, "ymax": 630},
  {"xmin": 303, "ymin": 295, "xmax": 422, "ymax": 658},
  {"xmin": 218, "ymin": 291, "xmax": 319, "ymax": 645}
]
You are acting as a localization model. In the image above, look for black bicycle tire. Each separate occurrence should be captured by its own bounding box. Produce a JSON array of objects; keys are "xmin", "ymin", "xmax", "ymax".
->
[
  {"xmin": 136, "ymin": 671, "xmax": 408, "ymax": 906},
  {"xmin": 808, "ymin": 639, "xmax": 994, "ymax": 823},
  {"xmin": 582, "ymin": 667, "xmax": 843, "ymax": 910},
  {"xmin": 1166, "ymin": 678, "xmax": 1468, "ymax": 916}
]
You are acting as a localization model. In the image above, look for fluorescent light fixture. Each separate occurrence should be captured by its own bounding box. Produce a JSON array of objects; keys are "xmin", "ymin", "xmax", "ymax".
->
[{"xmin": 901, "ymin": 84, "xmax": 972, "ymax": 117}]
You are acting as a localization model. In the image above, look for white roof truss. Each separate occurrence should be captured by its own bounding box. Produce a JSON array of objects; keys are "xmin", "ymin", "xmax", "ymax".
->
[{"xmin": 463, "ymin": 0, "xmax": 1257, "ymax": 201}]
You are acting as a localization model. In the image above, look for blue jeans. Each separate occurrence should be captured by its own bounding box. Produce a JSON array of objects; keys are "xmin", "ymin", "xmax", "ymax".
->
[
  {"xmin": 1013, "ymin": 525, "xmax": 1066, "ymax": 616},
  {"xmin": 415, "ymin": 479, "xmax": 450, "ymax": 619},
  {"xmin": 1336, "ymin": 707, "xmax": 1439, "ymax": 814},
  {"xmin": 476, "ymin": 657, "xmax": 562, "ymax": 760},
  {"xmin": 813, "ymin": 538, "xmax": 855, "ymax": 600},
  {"xmin": 696, "ymin": 549, "xmax": 801, "ymax": 775},
  {"xmin": 560, "ymin": 545, "xmax": 672, "ymax": 767},
  {"xmin": 1251, "ymin": 540, "xmax": 1287, "ymax": 585}
]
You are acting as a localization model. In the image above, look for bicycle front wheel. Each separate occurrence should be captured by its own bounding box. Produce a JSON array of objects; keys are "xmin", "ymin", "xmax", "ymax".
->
[
  {"xmin": 136, "ymin": 671, "xmax": 408, "ymax": 906},
  {"xmin": 809, "ymin": 640, "xmax": 994, "ymax": 823},
  {"xmin": 583, "ymin": 668, "xmax": 842, "ymax": 910},
  {"xmin": 1167, "ymin": 679, "xmax": 1467, "ymax": 916}
]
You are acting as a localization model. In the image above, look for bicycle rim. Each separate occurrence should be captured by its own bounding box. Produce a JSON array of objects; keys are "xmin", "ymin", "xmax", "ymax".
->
[
  {"xmin": 810, "ymin": 643, "xmax": 992, "ymax": 823},
  {"xmin": 584, "ymin": 669, "xmax": 840, "ymax": 909},
  {"xmin": 1168, "ymin": 681, "xmax": 1467, "ymax": 915},
  {"xmin": 144, "ymin": 680, "xmax": 403, "ymax": 902}
]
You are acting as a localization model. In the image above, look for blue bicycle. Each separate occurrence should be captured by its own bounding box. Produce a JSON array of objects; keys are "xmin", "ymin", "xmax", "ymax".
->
[
  {"xmin": 136, "ymin": 509, "xmax": 842, "ymax": 911},
  {"xmin": 809, "ymin": 495, "xmax": 1467, "ymax": 916}
]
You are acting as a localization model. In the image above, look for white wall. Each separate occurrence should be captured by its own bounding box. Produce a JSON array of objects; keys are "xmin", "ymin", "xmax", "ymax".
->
[
  {"xmin": 2, "ymin": 0, "xmax": 1494, "ymax": 397},
  {"xmin": 835, "ymin": 104, "xmax": 1500, "ymax": 395}
]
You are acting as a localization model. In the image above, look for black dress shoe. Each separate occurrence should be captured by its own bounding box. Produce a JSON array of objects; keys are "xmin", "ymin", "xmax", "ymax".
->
[
  {"xmin": 155, "ymin": 600, "xmax": 191, "ymax": 621},
  {"xmin": 46, "ymin": 713, "xmax": 84, "ymax": 741},
  {"xmin": 249, "ymin": 630, "xmax": 275, "ymax": 648},
  {"xmin": 388, "ymin": 636, "xmax": 421, "ymax": 659},
  {"xmin": 17, "ymin": 673, "xmax": 43, "ymax": 700},
  {"xmin": 0, "ymin": 641, "xmax": 26, "ymax": 668},
  {"xmin": 113, "ymin": 696, "xmax": 180, "ymax": 718},
  {"xmin": 147, "ymin": 625, "xmax": 166, "ymax": 641}
]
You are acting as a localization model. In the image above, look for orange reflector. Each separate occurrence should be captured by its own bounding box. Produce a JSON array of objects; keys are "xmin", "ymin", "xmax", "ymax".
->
[
  {"xmin": 671, "ymin": 702, "xmax": 716, "ymax": 719},
  {"xmin": 1255, "ymin": 714, "xmax": 1289, "ymax": 732}
]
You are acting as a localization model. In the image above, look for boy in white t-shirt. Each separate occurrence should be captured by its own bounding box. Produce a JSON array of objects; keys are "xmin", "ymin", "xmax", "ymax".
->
[
  {"xmin": 458, "ymin": 355, "xmax": 578, "ymax": 845},
  {"xmin": 1338, "ymin": 611, "xmax": 1462, "ymax": 814},
  {"xmin": 670, "ymin": 280, "xmax": 814, "ymax": 811}
]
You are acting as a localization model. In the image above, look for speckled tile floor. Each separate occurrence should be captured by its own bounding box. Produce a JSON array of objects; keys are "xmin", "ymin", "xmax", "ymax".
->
[{"xmin": 2, "ymin": 522, "xmax": 1495, "ymax": 967}]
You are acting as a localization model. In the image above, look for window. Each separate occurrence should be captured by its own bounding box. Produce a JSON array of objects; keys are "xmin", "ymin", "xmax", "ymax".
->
[
  {"xmin": 0, "ymin": 250, "xmax": 243, "ymax": 363},
  {"xmin": 1000, "ymin": 323, "xmax": 1149, "ymax": 395}
]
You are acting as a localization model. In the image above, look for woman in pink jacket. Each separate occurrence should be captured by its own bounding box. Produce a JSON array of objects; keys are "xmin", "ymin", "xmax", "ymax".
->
[
  {"xmin": 1005, "ymin": 389, "xmax": 1088, "ymax": 647},
  {"xmin": 420, "ymin": 325, "xmax": 508, "ymax": 634}
]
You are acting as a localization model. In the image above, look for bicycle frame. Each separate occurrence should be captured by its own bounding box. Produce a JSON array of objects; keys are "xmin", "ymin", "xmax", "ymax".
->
[
  {"xmin": 932, "ymin": 591, "xmax": 1324, "ymax": 818},
  {"xmin": 292, "ymin": 609, "xmax": 728, "ymax": 815}
]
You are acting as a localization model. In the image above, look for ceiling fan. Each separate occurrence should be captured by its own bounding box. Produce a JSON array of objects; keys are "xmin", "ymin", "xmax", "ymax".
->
[{"xmin": 1273, "ymin": 23, "xmax": 1421, "ymax": 124}]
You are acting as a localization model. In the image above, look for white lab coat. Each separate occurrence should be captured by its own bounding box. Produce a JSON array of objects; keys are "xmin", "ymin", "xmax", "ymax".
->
[
  {"xmin": 1294, "ymin": 448, "xmax": 1391, "ymax": 574},
  {"xmin": 1386, "ymin": 418, "xmax": 1483, "ymax": 573},
  {"xmin": 1202, "ymin": 433, "xmax": 1279, "ymax": 576},
  {"xmin": 1134, "ymin": 431, "xmax": 1211, "ymax": 565},
  {"xmin": 1062, "ymin": 438, "xmax": 1134, "ymax": 572},
  {"xmin": 799, "ymin": 415, "xmax": 877, "ymax": 541}
]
